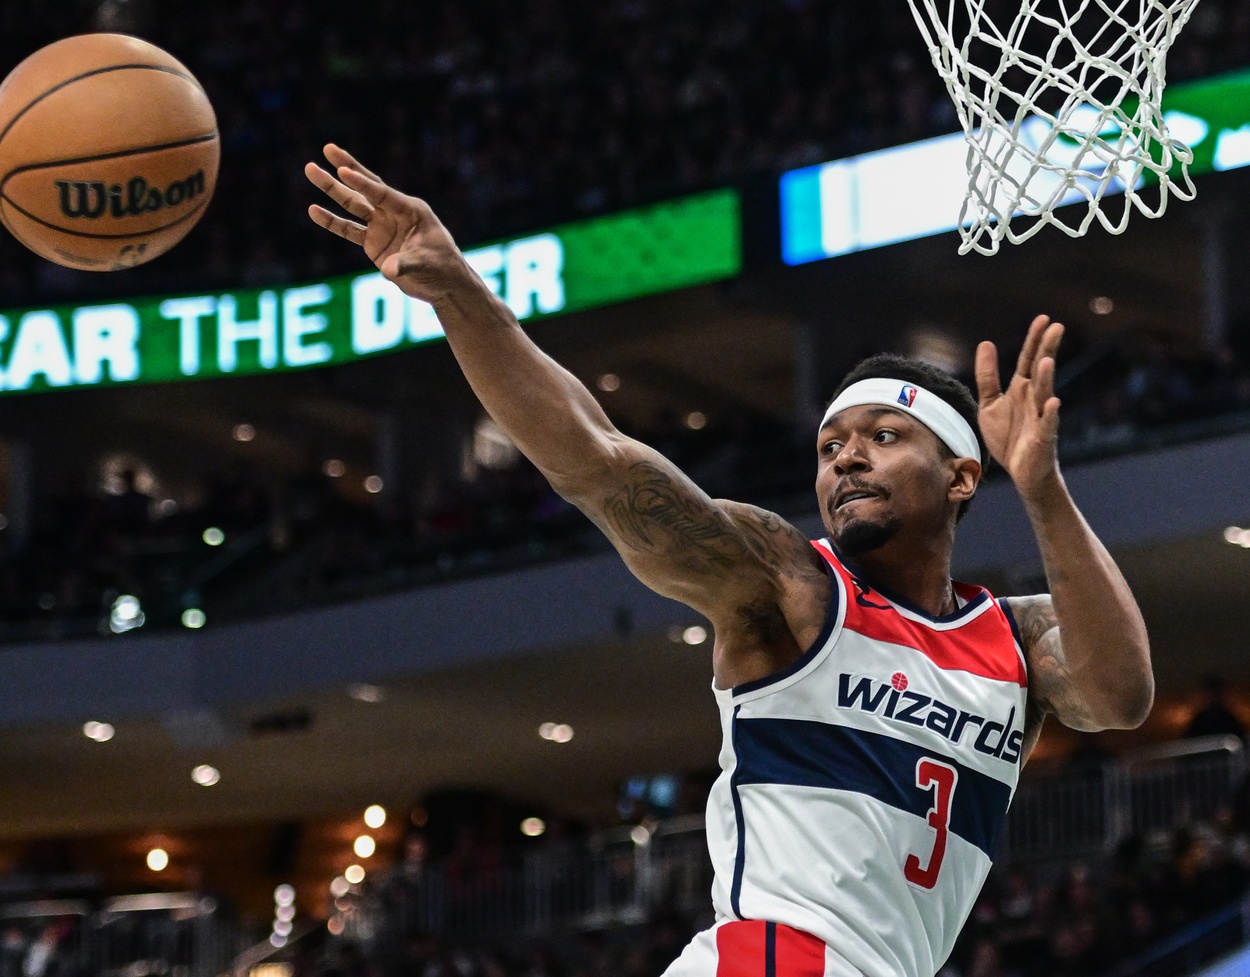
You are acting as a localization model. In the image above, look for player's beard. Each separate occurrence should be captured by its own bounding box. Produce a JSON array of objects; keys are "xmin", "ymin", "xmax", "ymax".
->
[{"xmin": 833, "ymin": 515, "xmax": 901, "ymax": 556}]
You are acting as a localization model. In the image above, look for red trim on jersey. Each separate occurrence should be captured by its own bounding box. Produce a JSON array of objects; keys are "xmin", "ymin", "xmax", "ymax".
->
[
  {"xmin": 775, "ymin": 923, "xmax": 827, "ymax": 974},
  {"xmin": 811, "ymin": 540, "xmax": 1027, "ymax": 687},
  {"xmin": 715, "ymin": 921, "xmax": 765, "ymax": 977},
  {"xmin": 714, "ymin": 921, "xmax": 826, "ymax": 976}
]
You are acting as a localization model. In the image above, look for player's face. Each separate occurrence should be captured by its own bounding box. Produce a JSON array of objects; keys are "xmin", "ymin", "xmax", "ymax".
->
[{"xmin": 815, "ymin": 405, "xmax": 960, "ymax": 555}]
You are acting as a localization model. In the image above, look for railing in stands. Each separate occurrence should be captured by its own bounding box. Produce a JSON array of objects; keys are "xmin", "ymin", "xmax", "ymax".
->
[
  {"xmin": 0, "ymin": 892, "xmax": 233, "ymax": 977},
  {"xmin": 365, "ymin": 737, "xmax": 1247, "ymax": 942},
  {"xmin": 1002, "ymin": 735, "xmax": 1246, "ymax": 862}
]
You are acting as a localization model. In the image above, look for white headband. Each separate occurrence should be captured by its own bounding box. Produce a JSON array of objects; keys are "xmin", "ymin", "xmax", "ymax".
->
[{"xmin": 821, "ymin": 378, "xmax": 981, "ymax": 464}]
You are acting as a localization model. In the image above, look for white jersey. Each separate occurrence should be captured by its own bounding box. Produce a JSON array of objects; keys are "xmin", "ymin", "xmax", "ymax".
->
[{"xmin": 703, "ymin": 539, "xmax": 1029, "ymax": 977}]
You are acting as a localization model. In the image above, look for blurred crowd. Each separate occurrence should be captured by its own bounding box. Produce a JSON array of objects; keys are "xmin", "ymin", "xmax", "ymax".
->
[
  {"xmin": 3, "ymin": 323, "xmax": 1250, "ymax": 641},
  {"xmin": 289, "ymin": 799, "xmax": 1250, "ymax": 977},
  {"xmin": 0, "ymin": 0, "xmax": 1248, "ymax": 302}
]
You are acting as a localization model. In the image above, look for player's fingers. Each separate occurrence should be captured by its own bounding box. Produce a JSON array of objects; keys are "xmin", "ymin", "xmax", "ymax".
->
[
  {"xmin": 308, "ymin": 204, "xmax": 367, "ymax": 246},
  {"xmin": 1037, "ymin": 321, "xmax": 1064, "ymax": 371},
  {"xmin": 1040, "ymin": 397, "xmax": 1061, "ymax": 442},
  {"xmin": 1015, "ymin": 315, "xmax": 1050, "ymax": 379},
  {"xmin": 1034, "ymin": 356, "xmax": 1055, "ymax": 413},
  {"xmin": 338, "ymin": 164, "xmax": 406, "ymax": 212},
  {"xmin": 324, "ymin": 143, "xmax": 382, "ymax": 182},
  {"xmin": 305, "ymin": 163, "xmax": 373, "ymax": 221},
  {"xmin": 974, "ymin": 341, "xmax": 1002, "ymax": 405}
]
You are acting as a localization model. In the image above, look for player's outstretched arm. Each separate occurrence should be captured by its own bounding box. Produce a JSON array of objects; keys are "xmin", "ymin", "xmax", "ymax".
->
[
  {"xmin": 977, "ymin": 316, "xmax": 1153, "ymax": 732},
  {"xmin": 305, "ymin": 146, "xmax": 825, "ymax": 626}
]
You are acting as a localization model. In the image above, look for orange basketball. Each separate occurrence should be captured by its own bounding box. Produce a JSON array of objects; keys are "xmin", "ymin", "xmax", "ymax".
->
[{"xmin": 0, "ymin": 33, "xmax": 219, "ymax": 271}]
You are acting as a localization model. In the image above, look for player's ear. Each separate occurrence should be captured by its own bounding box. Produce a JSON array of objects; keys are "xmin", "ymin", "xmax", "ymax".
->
[{"xmin": 948, "ymin": 457, "xmax": 981, "ymax": 506}]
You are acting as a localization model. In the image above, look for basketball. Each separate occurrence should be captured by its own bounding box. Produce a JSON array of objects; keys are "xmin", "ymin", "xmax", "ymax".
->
[{"xmin": 0, "ymin": 33, "xmax": 219, "ymax": 271}]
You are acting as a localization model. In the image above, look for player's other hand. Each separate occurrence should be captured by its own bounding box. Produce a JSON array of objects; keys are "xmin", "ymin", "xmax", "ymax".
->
[
  {"xmin": 305, "ymin": 144, "xmax": 474, "ymax": 305},
  {"xmin": 975, "ymin": 315, "xmax": 1065, "ymax": 499}
]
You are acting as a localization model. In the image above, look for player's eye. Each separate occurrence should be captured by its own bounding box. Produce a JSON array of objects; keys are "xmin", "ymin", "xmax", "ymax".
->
[
  {"xmin": 874, "ymin": 429, "xmax": 899, "ymax": 443},
  {"xmin": 820, "ymin": 439, "xmax": 841, "ymax": 456}
]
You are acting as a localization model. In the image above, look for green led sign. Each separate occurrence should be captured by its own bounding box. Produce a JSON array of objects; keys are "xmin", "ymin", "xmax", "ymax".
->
[{"xmin": 0, "ymin": 188, "xmax": 741, "ymax": 394}]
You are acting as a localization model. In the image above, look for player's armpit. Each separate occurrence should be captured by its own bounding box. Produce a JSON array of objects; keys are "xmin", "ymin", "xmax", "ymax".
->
[
  {"xmin": 573, "ymin": 440, "xmax": 824, "ymax": 622},
  {"xmin": 1011, "ymin": 594, "xmax": 1103, "ymax": 734}
]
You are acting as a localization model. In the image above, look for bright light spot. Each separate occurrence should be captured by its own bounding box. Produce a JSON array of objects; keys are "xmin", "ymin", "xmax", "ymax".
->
[
  {"xmin": 323, "ymin": 459, "xmax": 346, "ymax": 478},
  {"xmin": 520, "ymin": 817, "xmax": 546, "ymax": 837},
  {"xmin": 269, "ymin": 933, "xmax": 287, "ymax": 948},
  {"xmin": 327, "ymin": 915, "xmax": 345, "ymax": 936},
  {"xmin": 348, "ymin": 684, "xmax": 385, "ymax": 703},
  {"xmin": 1089, "ymin": 296, "xmax": 1114, "ymax": 315},
  {"xmin": 276, "ymin": 904, "xmax": 295, "ymax": 922},
  {"xmin": 182, "ymin": 608, "xmax": 207, "ymax": 629},
  {"xmin": 344, "ymin": 865, "xmax": 365, "ymax": 885},
  {"xmin": 157, "ymin": 499, "xmax": 178, "ymax": 516},
  {"xmin": 202, "ymin": 527, "xmax": 225, "ymax": 546},
  {"xmin": 147, "ymin": 848, "xmax": 169, "ymax": 872},
  {"xmin": 538, "ymin": 723, "xmax": 574, "ymax": 743},
  {"xmin": 232, "ymin": 423, "xmax": 256, "ymax": 442},
  {"xmin": 630, "ymin": 824, "xmax": 652, "ymax": 847},
  {"xmin": 364, "ymin": 475, "xmax": 384, "ymax": 494},
  {"xmin": 597, "ymin": 373, "xmax": 620, "ymax": 392},
  {"xmin": 83, "ymin": 721, "xmax": 115, "ymax": 743},
  {"xmin": 364, "ymin": 805, "xmax": 386, "ymax": 829},
  {"xmin": 273, "ymin": 919, "xmax": 293, "ymax": 937},
  {"xmin": 353, "ymin": 835, "xmax": 376, "ymax": 858},
  {"xmin": 329, "ymin": 876, "xmax": 350, "ymax": 898},
  {"xmin": 191, "ymin": 764, "xmax": 220, "ymax": 787},
  {"xmin": 1223, "ymin": 526, "xmax": 1250, "ymax": 548},
  {"xmin": 110, "ymin": 595, "xmax": 145, "ymax": 634},
  {"xmin": 682, "ymin": 625, "xmax": 708, "ymax": 645},
  {"xmin": 685, "ymin": 411, "xmax": 707, "ymax": 430}
]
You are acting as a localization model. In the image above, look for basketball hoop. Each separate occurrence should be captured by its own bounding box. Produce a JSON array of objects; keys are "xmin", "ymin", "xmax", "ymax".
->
[{"xmin": 906, "ymin": 0, "xmax": 1203, "ymax": 255}]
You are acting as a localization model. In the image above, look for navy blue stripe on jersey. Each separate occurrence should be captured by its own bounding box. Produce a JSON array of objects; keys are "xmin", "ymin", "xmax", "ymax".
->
[
  {"xmin": 733, "ymin": 717, "xmax": 1011, "ymax": 857},
  {"xmin": 765, "ymin": 922, "xmax": 777, "ymax": 977},
  {"xmin": 729, "ymin": 704, "xmax": 748, "ymax": 919},
  {"xmin": 997, "ymin": 598, "xmax": 1026, "ymax": 656},
  {"xmin": 733, "ymin": 557, "xmax": 839, "ymax": 698}
]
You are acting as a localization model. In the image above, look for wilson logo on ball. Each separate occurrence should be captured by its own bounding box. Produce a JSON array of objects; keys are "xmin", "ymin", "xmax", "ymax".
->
[{"xmin": 55, "ymin": 170, "xmax": 207, "ymax": 221}]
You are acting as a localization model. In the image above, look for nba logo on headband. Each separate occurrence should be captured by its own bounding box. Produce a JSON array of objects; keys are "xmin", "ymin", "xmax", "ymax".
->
[{"xmin": 898, "ymin": 385, "xmax": 918, "ymax": 408}]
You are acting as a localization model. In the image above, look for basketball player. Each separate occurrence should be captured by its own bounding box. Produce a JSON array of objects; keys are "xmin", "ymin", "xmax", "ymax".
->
[{"xmin": 306, "ymin": 145, "xmax": 1153, "ymax": 977}]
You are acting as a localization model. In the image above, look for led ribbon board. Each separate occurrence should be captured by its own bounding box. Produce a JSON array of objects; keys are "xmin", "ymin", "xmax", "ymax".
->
[
  {"xmin": 781, "ymin": 69, "xmax": 1250, "ymax": 265},
  {"xmin": 0, "ymin": 188, "xmax": 741, "ymax": 394}
]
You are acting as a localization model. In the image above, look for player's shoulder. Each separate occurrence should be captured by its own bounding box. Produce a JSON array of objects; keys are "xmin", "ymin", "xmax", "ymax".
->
[{"xmin": 999, "ymin": 593, "xmax": 1057, "ymax": 648}]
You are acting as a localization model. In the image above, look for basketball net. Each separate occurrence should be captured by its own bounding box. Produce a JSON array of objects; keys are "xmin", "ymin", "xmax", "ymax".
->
[{"xmin": 906, "ymin": 0, "xmax": 1203, "ymax": 255}]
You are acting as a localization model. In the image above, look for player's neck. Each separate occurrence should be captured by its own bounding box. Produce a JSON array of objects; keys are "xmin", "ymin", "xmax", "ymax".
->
[{"xmin": 845, "ymin": 532, "xmax": 956, "ymax": 617}]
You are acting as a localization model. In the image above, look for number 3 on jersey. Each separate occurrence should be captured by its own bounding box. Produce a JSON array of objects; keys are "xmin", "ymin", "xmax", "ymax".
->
[{"xmin": 905, "ymin": 758, "xmax": 958, "ymax": 889}]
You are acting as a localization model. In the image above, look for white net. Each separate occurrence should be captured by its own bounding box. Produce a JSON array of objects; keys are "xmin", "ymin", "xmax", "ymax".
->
[{"xmin": 905, "ymin": 0, "xmax": 1203, "ymax": 254}]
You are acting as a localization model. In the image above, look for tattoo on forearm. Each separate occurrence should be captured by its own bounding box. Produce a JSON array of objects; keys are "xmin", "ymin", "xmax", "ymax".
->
[
  {"xmin": 600, "ymin": 462, "xmax": 743, "ymax": 575},
  {"xmin": 596, "ymin": 461, "xmax": 822, "ymax": 582},
  {"xmin": 1014, "ymin": 595, "xmax": 1099, "ymax": 733}
]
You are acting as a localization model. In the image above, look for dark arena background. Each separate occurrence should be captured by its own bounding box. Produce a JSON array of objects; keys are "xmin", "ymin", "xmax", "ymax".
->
[{"xmin": 0, "ymin": 1, "xmax": 1248, "ymax": 975}]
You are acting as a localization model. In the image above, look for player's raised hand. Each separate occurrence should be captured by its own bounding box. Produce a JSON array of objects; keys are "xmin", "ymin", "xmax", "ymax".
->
[
  {"xmin": 305, "ymin": 144, "xmax": 473, "ymax": 305},
  {"xmin": 975, "ymin": 315, "xmax": 1065, "ymax": 498}
]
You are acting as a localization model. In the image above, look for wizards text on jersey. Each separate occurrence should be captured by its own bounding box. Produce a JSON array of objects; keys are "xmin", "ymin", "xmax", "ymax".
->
[{"xmin": 838, "ymin": 672, "xmax": 1024, "ymax": 765}]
